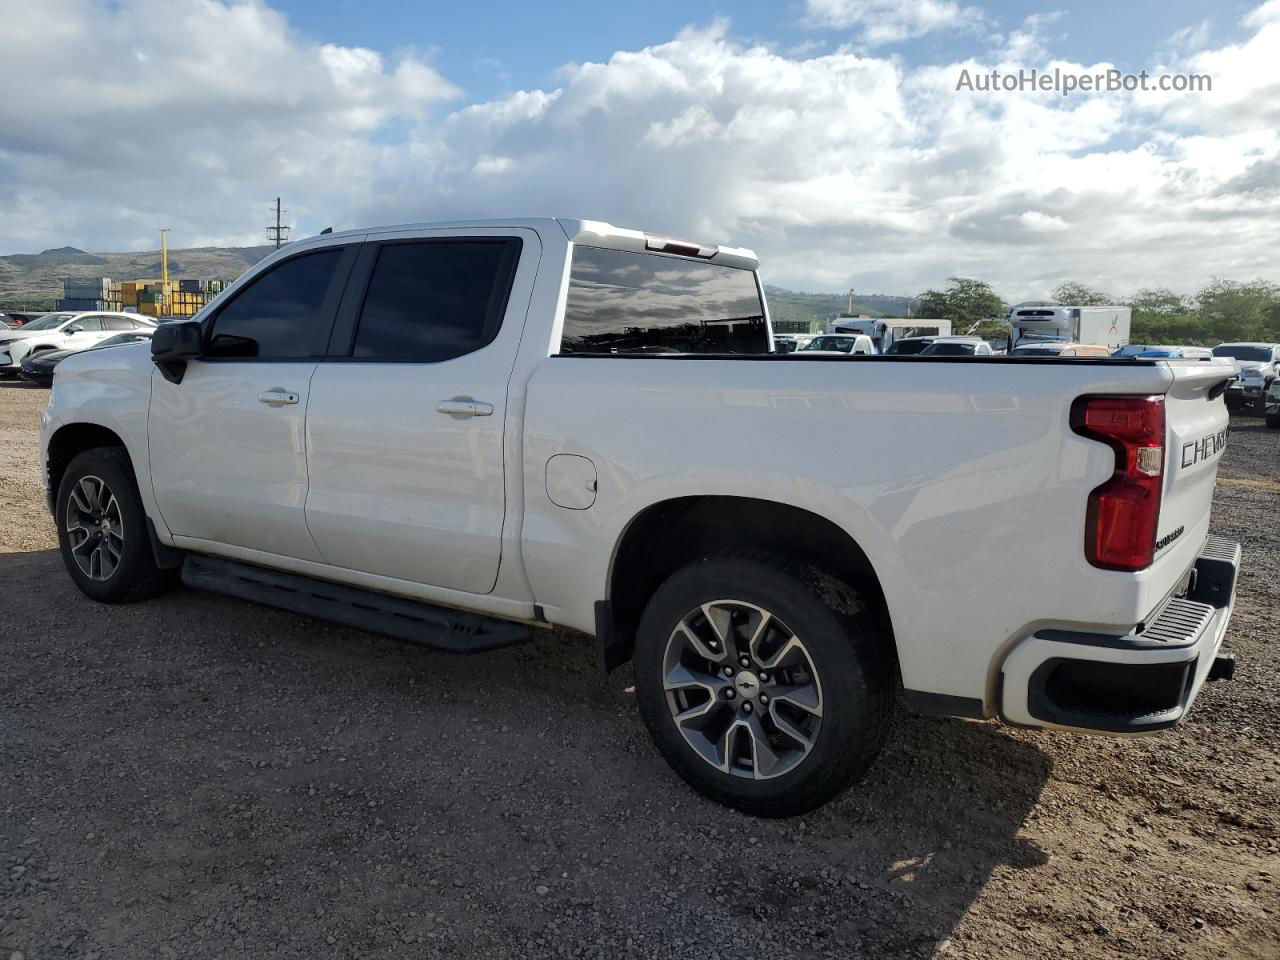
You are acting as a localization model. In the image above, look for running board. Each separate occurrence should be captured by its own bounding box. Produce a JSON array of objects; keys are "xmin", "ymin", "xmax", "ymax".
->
[{"xmin": 181, "ymin": 555, "xmax": 532, "ymax": 653}]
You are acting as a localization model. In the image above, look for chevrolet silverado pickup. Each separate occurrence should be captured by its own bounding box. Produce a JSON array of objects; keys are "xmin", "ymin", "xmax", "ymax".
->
[{"xmin": 40, "ymin": 218, "xmax": 1242, "ymax": 816}]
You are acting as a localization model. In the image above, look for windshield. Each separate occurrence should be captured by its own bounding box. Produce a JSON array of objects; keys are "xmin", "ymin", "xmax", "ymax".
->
[
  {"xmin": 559, "ymin": 246, "xmax": 767, "ymax": 355},
  {"xmin": 885, "ymin": 339, "xmax": 930, "ymax": 355},
  {"xmin": 802, "ymin": 336, "xmax": 854, "ymax": 352},
  {"xmin": 922, "ymin": 342, "xmax": 976, "ymax": 356},
  {"xmin": 1213, "ymin": 345, "xmax": 1271, "ymax": 362},
  {"xmin": 19, "ymin": 312, "xmax": 74, "ymax": 332}
]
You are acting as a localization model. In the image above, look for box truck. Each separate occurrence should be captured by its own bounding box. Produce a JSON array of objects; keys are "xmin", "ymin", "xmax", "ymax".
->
[
  {"xmin": 826, "ymin": 316, "xmax": 952, "ymax": 352},
  {"xmin": 1008, "ymin": 305, "xmax": 1131, "ymax": 351}
]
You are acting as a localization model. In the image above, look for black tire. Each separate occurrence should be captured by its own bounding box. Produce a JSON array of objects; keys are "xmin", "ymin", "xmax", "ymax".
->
[
  {"xmin": 1266, "ymin": 413, "xmax": 1280, "ymax": 429},
  {"xmin": 1259, "ymin": 381, "xmax": 1274, "ymax": 417},
  {"xmin": 55, "ymin": 447, "xmax": 177, "ymax": 604},
  {"xmin": 634, "ymin": 554, "xmax": 895, "ymax": 817}
]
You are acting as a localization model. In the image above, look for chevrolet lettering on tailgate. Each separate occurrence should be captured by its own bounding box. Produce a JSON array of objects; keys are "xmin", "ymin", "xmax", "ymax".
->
[{"xmin": 1182, "ymin": 426, "xmax": 1230, "ymax": 468}]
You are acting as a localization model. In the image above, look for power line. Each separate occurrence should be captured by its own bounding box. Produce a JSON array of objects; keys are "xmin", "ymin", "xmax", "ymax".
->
[{"xmin": 267, "ymin": 197, "xmax": 290, "ymax": 248}]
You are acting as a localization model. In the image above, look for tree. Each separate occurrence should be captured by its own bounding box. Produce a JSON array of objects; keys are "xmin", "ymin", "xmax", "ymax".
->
[
  {"xmin": 1052, "ymin": 281, "xmax": 1112, "ymax": 306},
  {"xmin": 1195, "ymin": 279, "xmax": 1280, "ymax": 343},
  {"xmin": 914, "ymin": 277, "xmax": 1006, "ymax": 329}
]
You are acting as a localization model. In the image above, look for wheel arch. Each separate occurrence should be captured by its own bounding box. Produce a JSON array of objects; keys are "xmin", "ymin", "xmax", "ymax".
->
[
  {"xmin": 46, "ymin": 422, "xmax": 132, "ymax": 504},
  {"xmin": 600, "ymin": 495, "xmax": 896, "ymax": 671}
]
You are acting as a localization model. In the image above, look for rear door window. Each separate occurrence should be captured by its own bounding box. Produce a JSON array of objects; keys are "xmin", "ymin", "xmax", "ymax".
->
[
  {"xmin": 350, "ymin": 239, "xmax": 522, "ymax": 362},
  {"xmin": 560, "ymin": 246, "xmax": 767, "ymax": 355}
]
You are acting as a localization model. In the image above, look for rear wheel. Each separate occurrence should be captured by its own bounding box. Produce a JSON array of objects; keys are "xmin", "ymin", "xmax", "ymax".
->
[
  {"xmin": 1266, "ymin": 413, "xmax": 1280, "ymax": 429},
  {"xmin": 56, "ymin": 447, "xmax": 176, "ymax": 603},
  {"xmin": 634, "ymin": 555, "xmax": 895, "ymax": 817}
]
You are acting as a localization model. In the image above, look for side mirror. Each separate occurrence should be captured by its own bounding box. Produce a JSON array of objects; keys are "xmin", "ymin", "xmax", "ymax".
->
[
  {"xmin": 64, "ymin": 324, "xmax": 83, "ymax": 334},
  {"xmin": 151, "ymin": 320, "xmax": 203, "ymax": 384}
]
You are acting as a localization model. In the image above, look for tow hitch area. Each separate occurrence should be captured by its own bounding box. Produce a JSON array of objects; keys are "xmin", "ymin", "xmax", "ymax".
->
[{"xmin": 1208, "ymin": 653, "xmax": 1236, "ymax": 682}]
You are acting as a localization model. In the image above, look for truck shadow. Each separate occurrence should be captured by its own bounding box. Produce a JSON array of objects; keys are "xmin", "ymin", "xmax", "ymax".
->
[{"xmin": 1, "ymin": 547, "xmax": 1049, "ymax": 959}]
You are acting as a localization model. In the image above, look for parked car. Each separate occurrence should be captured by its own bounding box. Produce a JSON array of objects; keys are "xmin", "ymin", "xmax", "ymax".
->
[
  {"xmin": 772, "ymin": 335, "xmax": 800, "ymax": 354},
  {"xmin": 41, "ymin": 217, "xmax": 1241, "ymax": 817},
  {"xmin": 883, "ymin": 336, "xmax": 937, "ymax": 355},
  {"xmin": 1266, "ymin": 379, "xmax": 1280, "ymax": 428},
  {"xmin": 1008, "ymin": 342, "xmax": 1112, "ymax": 358},
  {"xmin": 1212, "ymin": 342, "xmax": 1280, "ymax": 412},
  {"xmin": 0, "ymin": 311, "xmax": 156, "ymax": 377},
  {"xmin": 919, "ymin": 336, "xmax": 994, "ymax": 356},
  {"xmin": 1130, "ymin": 346, "xmax": 1214, "ymax": 361},
  {"xmin": 0, "ymin": 315, "xmax": 11, "ymax": 329},
  {"xmin": 796, "ymin": 333, "xmax": 877, "ymax": 355},
  {"xmin": 0, "ymin": 311, "xmax": 42, "ymax": 328},
  {"xmin": 18, "ymin": 331, "xmax": 155, "ymax": 387},
  {"xmin": 1112, "ymin": 343, "xmax": 1157, "ymax": 358}
]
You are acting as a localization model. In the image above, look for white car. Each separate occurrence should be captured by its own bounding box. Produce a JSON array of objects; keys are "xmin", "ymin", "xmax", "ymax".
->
[
  {"xmin": 0, "ymin": 311, "xmax": 156, "ymax": 375},
  {"xmin": 1213, "ymin": 342, "xmax": 1280, "ymax": 412},
  {"xmin": 795, "ymin": 333, "xmax": 877, "ymax": 356},
  {"xmin": 40, "ymin": 217, "xmax": 1241, "ymax": 817}
]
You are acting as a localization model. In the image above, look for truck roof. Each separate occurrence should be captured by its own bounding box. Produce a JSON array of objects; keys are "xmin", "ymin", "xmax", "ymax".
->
[{"xmin": 289, "ymin": 218, "xmax": 760, "ymax": 271}]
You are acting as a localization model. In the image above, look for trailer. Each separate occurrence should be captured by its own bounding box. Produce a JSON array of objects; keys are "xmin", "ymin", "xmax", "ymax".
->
[{"xmin": 1008, "ymin": 305, "xmax": 1131, "ymax": 351}]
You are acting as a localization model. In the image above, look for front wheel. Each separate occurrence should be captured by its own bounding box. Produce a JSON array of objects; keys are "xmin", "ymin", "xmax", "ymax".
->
[
  {"xmin": 56, "ymin": 447, "xmax": 176, "ymax": 603},
  {"xmin": 633, "ymin": 555, "xmax": 895, "ymax": 817}
]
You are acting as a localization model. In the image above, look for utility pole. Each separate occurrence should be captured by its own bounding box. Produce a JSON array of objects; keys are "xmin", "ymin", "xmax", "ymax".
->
[
  {"xmin": 159, "ymin": 228, "xmax": 170, "ymax": 287},
  {"xmin": 267, "ymin": 197, "xmax": 290, "ymax": 248},
  {"xmin": 847, "ymin": 288, "xmax": 855, "ymax": 315}
]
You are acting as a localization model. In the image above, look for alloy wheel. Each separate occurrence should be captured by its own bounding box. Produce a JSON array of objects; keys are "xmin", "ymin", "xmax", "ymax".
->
[
  {"xmin": 65, "ymin": 474, "xmax": 124, "ymax": 582},
  {"xmin": 662, "ymin": 600, "xmax": 823, "ymax": 780}
]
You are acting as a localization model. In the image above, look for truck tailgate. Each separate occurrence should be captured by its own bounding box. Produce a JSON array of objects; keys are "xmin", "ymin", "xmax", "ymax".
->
[{"xmin": 1148, "ymin": 360, "xmax": 1235, "ymax": 605}]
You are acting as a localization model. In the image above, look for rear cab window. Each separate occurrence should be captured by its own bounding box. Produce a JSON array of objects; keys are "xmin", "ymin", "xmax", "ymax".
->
[{"xmin": 558, "ymin": 246, "xmax": 768, "ymax": 355}]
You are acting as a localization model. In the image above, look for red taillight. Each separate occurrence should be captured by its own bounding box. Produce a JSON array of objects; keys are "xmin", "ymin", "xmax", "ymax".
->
[{"xmin": 1070, "ymin": 395, "xmax": 1165, "ymax": 571}]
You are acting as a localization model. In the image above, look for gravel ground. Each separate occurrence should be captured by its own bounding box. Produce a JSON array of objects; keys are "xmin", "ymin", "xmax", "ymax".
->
[{"xmin": 1, "ymin": 380, "xmax": 1276, "ymax": 960}]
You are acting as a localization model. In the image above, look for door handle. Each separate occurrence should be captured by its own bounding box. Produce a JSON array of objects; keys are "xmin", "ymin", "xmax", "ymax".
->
[
  {"xmin": 436, "ymin": 398, "xmax": 494, "ymax": 418},
  {"xmin": 258, "ymin": 389, "xmax": 300, "ymax": 407}
]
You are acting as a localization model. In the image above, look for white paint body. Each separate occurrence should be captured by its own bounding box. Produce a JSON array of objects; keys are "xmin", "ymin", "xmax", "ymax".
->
[{"xmin": 41, "ymin": 218, "xmax": 1236, "ymax": 725}]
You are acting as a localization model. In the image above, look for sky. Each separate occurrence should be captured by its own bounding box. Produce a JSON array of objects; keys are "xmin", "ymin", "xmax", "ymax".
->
[{"xmin": 1, "ymin": 0, "xmax": 1277, "ymax": 299}]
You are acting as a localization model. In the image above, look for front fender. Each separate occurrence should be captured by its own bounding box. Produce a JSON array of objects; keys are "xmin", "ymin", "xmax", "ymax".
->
[{"xmin": 42, "ymin": 344, "xmax": 169, "ymax": 539}]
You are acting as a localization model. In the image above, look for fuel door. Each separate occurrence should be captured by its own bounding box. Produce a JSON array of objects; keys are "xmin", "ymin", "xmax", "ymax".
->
[{"xmin": 546, "ymin": 454, "xmax": 597, "ymax": 510}]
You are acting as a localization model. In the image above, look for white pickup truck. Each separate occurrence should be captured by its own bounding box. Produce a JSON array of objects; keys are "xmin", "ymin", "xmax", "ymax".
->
[{"xmin": 40, "ymin": 218, "xmax": 1242, "ymax": 816}]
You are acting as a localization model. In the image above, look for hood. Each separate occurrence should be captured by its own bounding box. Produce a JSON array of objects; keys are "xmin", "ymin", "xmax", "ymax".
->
[
  {"xmin": 0, "ymin": 327, "xmax": 62, "ymax": 343},
  {"xmin": 1237, "ymin": 361, "xmax": 1268, "ymax": 378},
  {"xmin": 24, "ymin": 348, "xmax": 75, "ymax": 366}
]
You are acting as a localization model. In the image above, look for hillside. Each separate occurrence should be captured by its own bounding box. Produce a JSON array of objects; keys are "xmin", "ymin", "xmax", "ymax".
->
[
  {"xmin": 0, "ymin": 245, "xmax": 276, "ymax": 308},
  {"xmin": 765, "ymin": 287, "xmax": 912, "ymax": 330}
]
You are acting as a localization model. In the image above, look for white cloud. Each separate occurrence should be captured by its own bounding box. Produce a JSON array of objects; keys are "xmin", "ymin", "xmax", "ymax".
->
[
  {"xmin": 0, "ymin": 0, "xmax": 456, "ymax": 253},
  {"xmin": 804, "ymin": 0, "xmax": 984, "ymax": 46},
  {"xmin": 2, "ymin": 0, "xmax": 1279, "ymax": 301}
]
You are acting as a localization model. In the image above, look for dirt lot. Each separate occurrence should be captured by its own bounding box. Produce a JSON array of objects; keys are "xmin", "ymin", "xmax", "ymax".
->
[{"xmin": 1, "ymin": 380, "xmax": 1276, "ymax": 960}]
